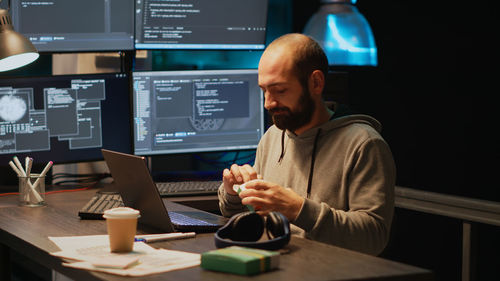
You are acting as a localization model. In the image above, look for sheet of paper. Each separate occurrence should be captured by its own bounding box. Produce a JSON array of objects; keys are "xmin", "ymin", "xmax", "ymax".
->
[
  {"xmin": 51, "ymin": 242, "xmax": 156, "ymax": 262},
  {"xmin": 49, "ymin": 235, "xmax": 200, "ymax": 276},
  {"xmin": 63, "ymin": 249, "xmax": 200, "ymax": 277},
  {"xmin": 50, "ymin": 235, "xmax": 117, "ymax": 251}
]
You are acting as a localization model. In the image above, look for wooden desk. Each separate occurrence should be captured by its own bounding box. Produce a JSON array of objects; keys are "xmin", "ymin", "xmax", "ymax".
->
[{"xmin": 0, "ymin": 188, "xmax": 433, "ymax": 281}]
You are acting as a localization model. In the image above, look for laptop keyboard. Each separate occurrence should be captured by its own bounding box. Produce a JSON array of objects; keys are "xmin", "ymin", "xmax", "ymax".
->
[
  {"xmin": 168, "ymin": 211, "xmax": 218, "ymax": 226},
  {"xmin": 78, "ymin": 192, "xmax": 124, "ymax": 220},
  {"xmin": 156, "ymin": 180, "xmax": 221, "ymax": 196}
]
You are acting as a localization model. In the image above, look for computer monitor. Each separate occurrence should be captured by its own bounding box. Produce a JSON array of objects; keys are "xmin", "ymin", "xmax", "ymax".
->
[
  {"xmin": 0, "ymin": 73, "xmax": 132, "ymax": 166},
  {"xmin": 135, "ymin": 0, "xmax": 268, "ymax": 50},
  {"xmin": 132, "ymin": 69, "xmax": 264, "ymax": 156},
  {"xmin": 10, "ymin": 0, "xmax": 134, "ymax": 52}
]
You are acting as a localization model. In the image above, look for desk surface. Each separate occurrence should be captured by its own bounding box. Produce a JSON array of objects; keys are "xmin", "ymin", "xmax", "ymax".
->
[{"xmin": 0, "ymin": 188, "xmax": 433, "ymax": 281}]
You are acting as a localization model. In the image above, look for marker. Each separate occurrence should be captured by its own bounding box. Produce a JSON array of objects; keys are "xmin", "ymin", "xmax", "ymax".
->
[
  {"xmin": 134, "ymin": 232, "xmax": 195, "ymax": 243},
  {"xmin": 13, "ymin": 156, "xmax": 26, "ymax": 177},
  {"xmin": 25, "ymin": 157, "xmax": 32, "ymax": 177},
  {"xmin": 8, "ymin": 160, "xmax": 23, "ymax": 177},
  {"xmin": 31, "ymin": 161, "xmax": 53, "ymax": 192}
]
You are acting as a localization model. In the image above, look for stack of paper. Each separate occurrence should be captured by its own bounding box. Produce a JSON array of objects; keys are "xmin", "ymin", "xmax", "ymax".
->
[{"xmin": 49, "ymin": 235, "xmax": 200, "ymax": 277}]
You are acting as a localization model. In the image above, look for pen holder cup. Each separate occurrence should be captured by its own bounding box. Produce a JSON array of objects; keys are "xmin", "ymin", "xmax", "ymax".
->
[{"xmin": 18, "ymin": 173, "xmax": 47, "ymax": 207}]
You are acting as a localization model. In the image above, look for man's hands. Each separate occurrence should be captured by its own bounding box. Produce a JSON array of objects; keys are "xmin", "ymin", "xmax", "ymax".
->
[
  {"xmin": 239, "ymin": 180, "xmax": 304, "ymax": 221},
  {"xmin": 222, "ymin": 164, "xmax": 304, "ymax": 221},
  {"xmin": 222, "ymin": 164, "xmax": 259, "ymax": 195}
]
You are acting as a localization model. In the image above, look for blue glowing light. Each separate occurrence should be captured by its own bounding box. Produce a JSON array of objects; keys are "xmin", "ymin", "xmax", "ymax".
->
[{"xmin": 303, "ymin": 3, "xmax": 377, "ymax": 66}]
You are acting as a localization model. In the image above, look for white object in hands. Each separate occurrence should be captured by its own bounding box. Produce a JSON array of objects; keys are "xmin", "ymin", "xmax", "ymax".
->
[
  {"xmin": 232, "ymin": 179, "xmax": 266, "ymax": 212},
  {"xmin": 233, "ymin": 183, "xmax": 247, "ymax": 194},
  {"xmin": 233, "ymin": 179, "xmax": 264, "ymax": 194}
]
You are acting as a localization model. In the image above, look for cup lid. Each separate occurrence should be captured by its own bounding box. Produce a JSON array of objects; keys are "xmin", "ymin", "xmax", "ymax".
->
[{"xmin": 103, "ymin": 207, "xmax": 140, "ymax": 219}]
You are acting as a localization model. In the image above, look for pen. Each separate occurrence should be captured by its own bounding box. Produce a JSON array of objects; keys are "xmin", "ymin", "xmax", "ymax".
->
[{"xmin": 134, "ymin": 232, "xmax": 196, "ymax": 243}]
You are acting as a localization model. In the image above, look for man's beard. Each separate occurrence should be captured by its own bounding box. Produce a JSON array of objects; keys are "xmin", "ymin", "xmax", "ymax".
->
[{"xmin": 268, "ymin": 88, "xmax": 315, "ymax": 131}]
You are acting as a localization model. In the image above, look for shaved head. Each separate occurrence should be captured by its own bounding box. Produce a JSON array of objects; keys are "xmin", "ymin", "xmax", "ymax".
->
[
  {"xmin": 262, "ymin": 33, "xmax": 328, "ymax": 90},
  {"xmin": 258, "ymin": 33, "xmax": 331, "ymax": 134}
]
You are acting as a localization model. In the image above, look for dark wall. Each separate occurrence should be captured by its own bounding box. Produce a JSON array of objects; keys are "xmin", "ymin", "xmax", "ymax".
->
[
  {"xmin": 294, "ymin": 1, "xmax": 499, "ymax": 202},
  {"xmin": 291, "ymin": 2, "xmax": 500, "ymax": 279}
]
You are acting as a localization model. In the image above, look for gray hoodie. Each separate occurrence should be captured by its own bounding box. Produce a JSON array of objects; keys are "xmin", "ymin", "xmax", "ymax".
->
[{"xmin": 219, "ymin": 112, "xmax": 396, "ymax": 255}]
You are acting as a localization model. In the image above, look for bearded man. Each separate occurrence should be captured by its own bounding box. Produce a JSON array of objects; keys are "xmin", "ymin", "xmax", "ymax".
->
[{"xmin": 218, "ymin": 33, "xmax": 396, "ymax": 256}]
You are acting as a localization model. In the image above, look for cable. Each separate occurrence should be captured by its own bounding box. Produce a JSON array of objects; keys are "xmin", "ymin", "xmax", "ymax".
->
[
  {"xmin": 52, "ymin": 172, "xmax": 111, "ymax": 188},
  {"xmin": 0, "ymin": 192, "xmax": 19, "ymax": 197},
  {"xmin": 0, "ymin": 183, "xmax": 96, "ymax": 197}
]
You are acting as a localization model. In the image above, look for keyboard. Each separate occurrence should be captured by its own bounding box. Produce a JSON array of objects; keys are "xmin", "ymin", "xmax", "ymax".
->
[
  {"xmin": 78, "ymin": 180, "xmax": 221, "ymax": 220},
  {"xmin": 156, "ymin": 180, "xmax": 221, "ymax": 197},
  {"xmin": 168, "ymin": 211, "xmax": 218, "ymax": 226},
  {"xmin": 78, "ymin": 191, "xmax": 124, "ymax": 220}
]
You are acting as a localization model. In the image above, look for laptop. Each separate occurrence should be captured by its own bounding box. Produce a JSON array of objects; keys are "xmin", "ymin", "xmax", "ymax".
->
[{"xmin": 101, "ymin": 149, "xmax": 228, "ymax": 233}]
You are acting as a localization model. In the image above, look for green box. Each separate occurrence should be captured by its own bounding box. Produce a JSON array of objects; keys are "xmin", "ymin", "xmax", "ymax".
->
[{"xmin": 201, "ymin": 246, "xmax": 280, "ymax": 275}]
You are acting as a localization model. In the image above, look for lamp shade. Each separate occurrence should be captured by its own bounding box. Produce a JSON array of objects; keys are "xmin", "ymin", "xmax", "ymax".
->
[
  {"xmin": 0, "ymin": 9, "xmax": 39, "ymax": 72},
  {"xmin": 303, "ymin": 0, "xmax": 377, "ymax": 66}
]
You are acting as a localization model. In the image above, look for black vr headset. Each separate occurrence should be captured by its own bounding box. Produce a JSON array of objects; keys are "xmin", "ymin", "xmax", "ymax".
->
[{"xmin": 214, "ymin": 211, "xmax": 290, "ymax": 250}]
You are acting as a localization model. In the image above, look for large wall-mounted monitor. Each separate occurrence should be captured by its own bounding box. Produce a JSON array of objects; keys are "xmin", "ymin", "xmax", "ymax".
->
[
  {"xmin": 132, "ymin": 69, "xmax": 264, "ymax": 156},
  {"xmin": 10, "ymin": 0, "xmax": 134, "ymax": 52},
  {"xmin": 135, "ymin": 0, "xmax": 268, "ymax": 50},
  {"xmin": 0, "ymin": 73, "xmax": 132, "ymax": 166}
]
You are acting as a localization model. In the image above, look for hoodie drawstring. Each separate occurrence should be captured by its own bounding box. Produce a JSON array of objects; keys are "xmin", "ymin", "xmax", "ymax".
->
[
  {"xmin": 278, "ymin": 130, "xmax": 286, "ymax": 163},
  {"xmin": 277, "ymin": 128, "xmax": 321, "ymax": 198},
  {"xmin": 307, "ymin": 128, "xmax": 321, "ymax": 199}
]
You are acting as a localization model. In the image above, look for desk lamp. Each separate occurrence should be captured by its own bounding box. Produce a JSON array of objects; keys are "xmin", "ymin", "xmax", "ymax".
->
[
  {"xmin": 0, "ymin": 1, "xmax": 39, "ymax": 72},
  {"xmin": 303, "ymin": 0, "xmax": 377, "ymax": 66}
]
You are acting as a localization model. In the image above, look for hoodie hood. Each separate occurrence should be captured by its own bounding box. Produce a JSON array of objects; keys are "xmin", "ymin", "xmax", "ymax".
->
[{"xmin": 286, "ymin": 113, "xmax": 382, "ymax": 142}]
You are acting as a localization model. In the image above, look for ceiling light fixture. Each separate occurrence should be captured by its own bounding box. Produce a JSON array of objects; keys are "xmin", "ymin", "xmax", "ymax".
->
[{"xmin": 303, "ymin": 0, "xmax": 377, "ymax": 66}]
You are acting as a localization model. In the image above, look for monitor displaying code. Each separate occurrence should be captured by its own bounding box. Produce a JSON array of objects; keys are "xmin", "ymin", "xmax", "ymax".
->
[
  {"xmin": 132, "ymin": 69, "xmax": 264, "ymax": 155},
  {"xmin": 10, "ymin": 0, "xmax": 134, "ymax": 52},
  {"xmin": 135, "ymin": 0, "xmax": 268, "ymax": 50}
]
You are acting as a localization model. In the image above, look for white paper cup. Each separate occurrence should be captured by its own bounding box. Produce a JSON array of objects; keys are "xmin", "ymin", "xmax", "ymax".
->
[{"xmin": 103, "ymin": 207, "xmax": 140, "ymax": 253}]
